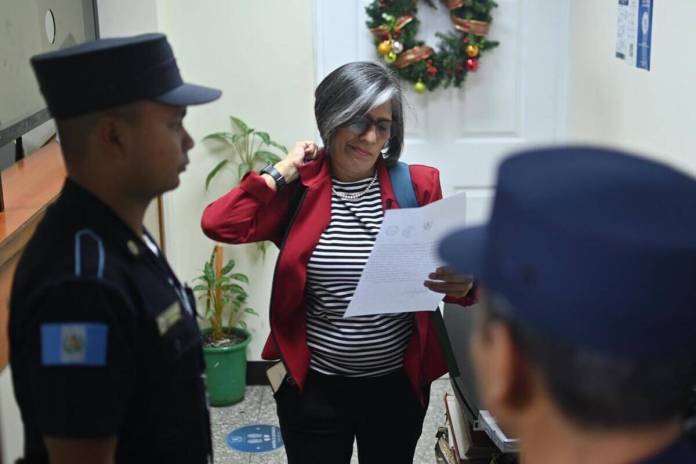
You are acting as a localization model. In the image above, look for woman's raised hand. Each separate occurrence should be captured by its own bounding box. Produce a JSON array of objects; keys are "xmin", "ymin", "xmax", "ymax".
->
[{"xmin": 275, "ymin": 141, "xmax": 319, "ymax": 183}]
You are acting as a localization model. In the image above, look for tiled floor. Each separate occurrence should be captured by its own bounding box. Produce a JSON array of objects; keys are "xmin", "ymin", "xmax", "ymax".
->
[{"xmin": 210, "ymin": 378, "xmax": 453, "ymax": 464}]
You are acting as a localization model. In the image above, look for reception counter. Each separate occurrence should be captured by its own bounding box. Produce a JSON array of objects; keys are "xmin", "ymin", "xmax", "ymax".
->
[{"xmin": 0, "ymin": 141, "xmax": 66, "ymax": 369}]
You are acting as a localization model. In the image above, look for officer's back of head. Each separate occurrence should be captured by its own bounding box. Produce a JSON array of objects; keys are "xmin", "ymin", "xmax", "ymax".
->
[
  {"xmin": 439, "ymin": 146, "xmax": 696, "ymax": 464},
  {"xmin": 31, "ymin": 33, "xmax": 221, "ymax": 199}
]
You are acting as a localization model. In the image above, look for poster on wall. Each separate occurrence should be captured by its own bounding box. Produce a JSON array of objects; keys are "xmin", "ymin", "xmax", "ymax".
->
[{"xmin": 616, "ymin": 0, "xmax": 653, "ymax": 71}]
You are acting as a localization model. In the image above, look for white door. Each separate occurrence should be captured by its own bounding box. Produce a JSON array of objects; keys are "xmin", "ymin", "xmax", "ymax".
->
[{"xmin": 314, "ymin": 0, "xmax": 569, "ymax": 225}]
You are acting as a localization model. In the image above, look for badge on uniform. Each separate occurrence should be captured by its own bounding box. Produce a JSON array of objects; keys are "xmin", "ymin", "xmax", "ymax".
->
[
  {"xmin": 41, "ymin": 323, "xmax": 108, "ymax": 366},
  {"xmin": 157, "ymin": 302, "xmax": 182, "ymax": 335}
]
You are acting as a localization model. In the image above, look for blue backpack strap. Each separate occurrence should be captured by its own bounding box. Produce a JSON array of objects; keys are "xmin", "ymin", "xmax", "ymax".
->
[
  {"xmin": 388, "ymin": 160, "xmax": 461, "ymax": 378},
  {"xmin": 388, "ymin": 161, "xmax": 419, "ymax": 208}
]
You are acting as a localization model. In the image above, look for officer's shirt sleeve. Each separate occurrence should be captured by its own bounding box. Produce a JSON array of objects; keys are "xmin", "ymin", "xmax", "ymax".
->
[{"xmin": 23, "ymin": 280, "xmax": 136, "ymax": 439}]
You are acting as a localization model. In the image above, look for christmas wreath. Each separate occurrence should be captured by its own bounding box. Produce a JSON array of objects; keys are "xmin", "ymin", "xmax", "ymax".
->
[{"xmin": 366, "ymin": 0, "xmax": 499, "ymax": 93}]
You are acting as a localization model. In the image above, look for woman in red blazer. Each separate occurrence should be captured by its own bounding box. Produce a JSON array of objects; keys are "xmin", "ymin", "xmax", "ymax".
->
[{"xmin": 201, "ymin": 62, "xmax": 476, "ymax": 464}]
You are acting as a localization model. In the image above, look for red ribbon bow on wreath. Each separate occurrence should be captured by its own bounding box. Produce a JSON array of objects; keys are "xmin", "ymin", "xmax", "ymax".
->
[
  {"xmin": 369, "ymin": 15, "xmax": 415, "ymax": 40},
  {"xmin": 394, "ymin": 45, "xmax": 434, "ymax": 69},
  {"xmin": 450, "ymin": 16, "xmax": 491, "ymax": 36}
]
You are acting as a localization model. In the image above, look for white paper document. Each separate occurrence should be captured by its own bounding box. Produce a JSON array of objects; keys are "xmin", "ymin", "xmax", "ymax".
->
[{"xmin": 344, "ymin": 192, "xmax": 467, "ymax": 317}]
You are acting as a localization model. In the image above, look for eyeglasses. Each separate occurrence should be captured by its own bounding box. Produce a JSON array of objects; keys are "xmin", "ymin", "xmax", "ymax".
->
[{"xmin": 343, "ymin": 115, "xmax": 393, "ymax": 138}]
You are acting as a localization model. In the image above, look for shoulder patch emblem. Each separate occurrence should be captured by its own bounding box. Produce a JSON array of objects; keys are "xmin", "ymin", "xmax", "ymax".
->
[{"xmin": 41, "ymin": 323, "xmax": 108, "ymax": 366}]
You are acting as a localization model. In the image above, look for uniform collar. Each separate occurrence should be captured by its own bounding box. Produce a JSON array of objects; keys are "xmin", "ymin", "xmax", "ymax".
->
[
  {"xmin": 638, "ymin": 437, "xmax": 696, "ymax": 463},
  {"xmin": 60, "ymin": 178, "xmax": 150, "ymax": 259}
]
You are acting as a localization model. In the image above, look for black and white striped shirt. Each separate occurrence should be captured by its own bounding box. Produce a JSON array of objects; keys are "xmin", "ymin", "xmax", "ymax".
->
[{"xmin": 306, "ymin": 175, "xmax": 414, "ymax": 377}]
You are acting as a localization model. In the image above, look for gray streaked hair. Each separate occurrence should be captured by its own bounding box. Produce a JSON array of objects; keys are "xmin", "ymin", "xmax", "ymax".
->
[{"xmin": 314, "ymin": 61, "xmax": 403, "ymax": 166}]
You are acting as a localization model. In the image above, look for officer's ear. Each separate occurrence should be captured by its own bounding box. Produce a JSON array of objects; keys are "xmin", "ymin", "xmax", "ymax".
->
[
  {"xmin": 95, "ymin": 104, "xmax": 144, "ymax": 159},
  {"xmin": 96, "ymin": 113, "xmax": 130, "ymax": 158},
  {"xmin": 473, "ymin": 320, "xmax": 512, "ymax": 401},
  {"xmin": 486, "ymin": 322, "xmax": 538, "ymax": 408},
  {"xmin": 473, "ymin": 297, "xmax": 538, "ymax": 421},
  {"xmin": 91, "ymin": 113, "xmax": 124, "ymax": 157}
]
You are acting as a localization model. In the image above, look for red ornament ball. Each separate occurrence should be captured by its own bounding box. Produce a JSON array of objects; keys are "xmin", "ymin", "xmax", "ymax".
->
[{"xmin": 466, "ymin": 58, "xmax": 479, "ymax": 72}]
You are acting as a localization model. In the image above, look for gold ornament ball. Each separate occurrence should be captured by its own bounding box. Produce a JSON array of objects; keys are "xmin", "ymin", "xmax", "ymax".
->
[
  {"xmin": 377, "ymin": 40, "xmax": 392, "ymax": 56},
  {"xmin": 384, "ymin": 51, "xmax": 398, "ymax": 64},
  {"xmin": 466, "ymin": 44, "xmax": 480, "ymax": 58},
  {"xmin": 414, "ymin": 81, "xmax": 427, "ymax": 93}
]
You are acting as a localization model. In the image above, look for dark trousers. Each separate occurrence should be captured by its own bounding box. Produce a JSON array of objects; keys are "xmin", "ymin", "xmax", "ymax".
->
[{"xmin": 274, "ymin": 369, "xmax": 429, "ymax": 464}]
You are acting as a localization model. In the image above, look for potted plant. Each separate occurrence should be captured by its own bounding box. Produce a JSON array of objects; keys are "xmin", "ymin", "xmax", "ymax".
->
[
  {"xmin": 203, "ymin": 115, "xmax": 287, "ymax": 190},
  {"xmin": 193, "ymin": 244, "xmax": 259, "ymax": 406},
  {"xmin": 203, "ymin": 116, "xmax": 288, "ymax": 258}
]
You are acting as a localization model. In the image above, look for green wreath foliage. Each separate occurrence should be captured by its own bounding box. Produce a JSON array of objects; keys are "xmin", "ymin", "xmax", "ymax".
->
[{"xmin": 365, "ymin": 0, "xmax": 499, "ymax": 92}]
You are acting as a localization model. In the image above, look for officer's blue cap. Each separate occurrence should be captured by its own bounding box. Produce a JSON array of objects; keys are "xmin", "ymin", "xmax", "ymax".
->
[
  {"xmin": 31, "ymin": 33, "xmax": 221, "ymax": 119},
  {"xmin": 438, "ymin": 146, "xmax": 696, "ymax": 358}
]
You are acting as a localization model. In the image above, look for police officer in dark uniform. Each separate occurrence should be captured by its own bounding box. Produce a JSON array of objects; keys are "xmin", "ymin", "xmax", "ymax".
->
[
  {"xmin": 9, "ymin": 34, "xmax": 221, "ymax": 463},
  {"xmin": 438, "ymin": 147, "xmax": 696, "ymax": 464}
]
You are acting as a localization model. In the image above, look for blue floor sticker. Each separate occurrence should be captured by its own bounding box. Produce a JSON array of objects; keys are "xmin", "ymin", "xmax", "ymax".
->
[{"xmin": 227, "ymin": 424, "xmax": 284, "ymax": 453}]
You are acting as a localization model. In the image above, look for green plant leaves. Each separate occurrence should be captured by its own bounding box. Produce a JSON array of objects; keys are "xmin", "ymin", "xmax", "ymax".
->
[
  {"xmin": 203, "ymin": 261, "xmax": 214, "ymax": 282},
  {"xmin": 254, "ymin": 150, "xmax": 282, "ymax": 165},
  {"xmin": 230, "ymin": 116, "xmax": 250, "ymax": 133},
  {"xmin": 194, "ymin": 244, "xmax": 261, "ymax": 336},
  {"xmin": 238, "ymin": 163, "xmax": 252, "ymax": 180},
  {"xmin": 203, "ymin": 132, "xmax": 236, "ymax": 144},
  {"xmin": 268, "ymin": 140, "xmax": 288, "ymax": 154},
  {"xmin": 205, "ymin": 159, "xmax": 229, "ymax": 190},
  {"xmin": 205, "ymin": 125, "xmax": 252, "ymax": 145},
  {"xmin": 229, "ymin": 273, "xmax": 249, "ymax": 283},
  {"xmin": 220, "ymin": 259, "xmax": 236, "ymax": 275},
  {"xmin": 203, "ymin": 131, "xmax": 251, "ymax": 146},
  {"xmin": 204, "ymin": 116, "xmax": 289, "ymax": 191},
  {"xmin": 255, "ymin": 241, "xmax": 268, "ymax": 259},
  {"xmin": 225, "ymin": 283, "xmax": 247, "ymax": 295},
  {"xmin": 254, "ymin": 131, "xmax": 271, "ymax": 145}
]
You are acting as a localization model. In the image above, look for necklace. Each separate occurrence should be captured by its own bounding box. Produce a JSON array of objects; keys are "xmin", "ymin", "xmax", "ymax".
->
[{"xmin": 332, "ymin": 171, "xmax": 378, "ymax": 201}]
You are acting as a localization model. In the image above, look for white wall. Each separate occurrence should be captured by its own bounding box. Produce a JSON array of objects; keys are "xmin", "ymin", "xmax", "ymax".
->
[
  {"xmin": 156, "ymin": 0, "xmax": 316, "ymax": 359},
  {"xmin": 96, "ymin": 0, "xmax": 158, "ymax": 37},
  {"xmin": 567, "ymin": 0, "xmax": 696, "ymax": 175},
  {"xmin": 0, "ymin": 367, "xmax": 22, "ymax": 464}
]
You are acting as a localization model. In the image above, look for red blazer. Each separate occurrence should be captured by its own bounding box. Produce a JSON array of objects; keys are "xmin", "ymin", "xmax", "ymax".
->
[{"xmin": 201, "ymin": 152, "xmax": 476, "ymax": 403}]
